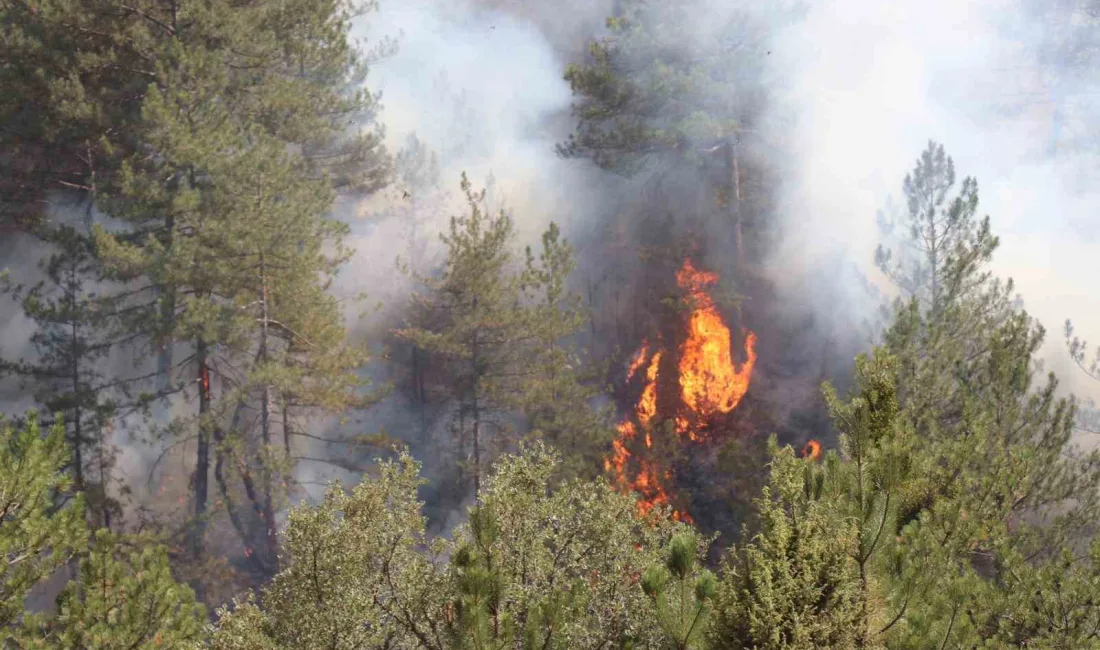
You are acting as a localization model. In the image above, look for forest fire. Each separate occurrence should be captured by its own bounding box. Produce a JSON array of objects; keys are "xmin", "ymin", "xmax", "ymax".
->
[
  {"xmin": 802, "ymin": 439, "xmax": 822, "ymax": 461},
  {"xmin": 605, "ymin": 259, "xmax": 758, "ymax": 521},
  {"xmin": 675, "ymin": 260, "xmax": 757, "ymax": 441}
]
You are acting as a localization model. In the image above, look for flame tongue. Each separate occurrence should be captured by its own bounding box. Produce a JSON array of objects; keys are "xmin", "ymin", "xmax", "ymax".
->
[
  {"xmin": 606, "ymin": 258, "xmax": 758, "ymax": 522},
  {"xmin": 676, "ymin": 260, "xmax": 757, "ymax": 440}
]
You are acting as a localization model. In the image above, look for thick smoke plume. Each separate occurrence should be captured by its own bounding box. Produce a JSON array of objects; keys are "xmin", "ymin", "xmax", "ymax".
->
[{"xmin": 348, "ymin": 0, "xmax": 1100, "ymax": 449}]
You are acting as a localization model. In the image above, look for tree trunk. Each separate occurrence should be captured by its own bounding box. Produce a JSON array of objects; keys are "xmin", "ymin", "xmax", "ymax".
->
[
  {"xmin": 472, "ymin": 401, "xmax": 481, "ymax": 495},
  {"xmin": 725, "ymin": 138, "xmax": 744, "ymax": 273},
  {"xmin": 282, "ymin": 395, "xmax": 291, "ymax": 453},
  {"xmin": 156, "ymin": 213, "xmax": 176, "ymax": 393},
  {"xmin": 68, "ymin": 272, "xmax": 84, "ymax": 492},
  {"xmin": 192, "ymin": 338, "xmax": 211, "ymax": 559},
  {"xmin": 471, "ymin": 324, "xmax": 482, "ymax": 495},
  {"xmin": 257, "ymin": 254, "xmax": 278, "ymax": 572}
]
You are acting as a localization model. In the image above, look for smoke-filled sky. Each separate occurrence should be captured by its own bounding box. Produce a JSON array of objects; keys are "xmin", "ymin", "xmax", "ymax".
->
[
  {"xmin": 768, "ymin": 0, "xmax": 1099, "ymax": 402},
  {"xmin": 352, "ymin": 0, "xmax": 1099, "ymax": 406}
]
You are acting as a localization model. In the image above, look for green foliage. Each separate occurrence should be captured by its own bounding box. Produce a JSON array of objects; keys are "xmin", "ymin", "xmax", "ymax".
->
[
  {"xmin": 210, "ymin": 444, "xmax": 687, "ymax": 650},
  {"xmin": 874, "ymin": 140, "xmax": 999, "ymax": 312},
  {"xmin": 449, "ymin": 444, "xmax": 681, "ymax": 649},
  {"xmin": 0, "ymin": 0, "xmax": 392, "ymax": 571},
  {"xmin": 0, "ymin": 0, "xmax": 390, "ymax": 226},
  {"xmin": 518, "ymin": 223, "xmax": 616, "ymax": 481},
  {"xmin": 0, "ymin": 225, "xmax": 123, "ymax": 529},
  {"xmin": 399, "ymin": 176, "xmax": 611, "ymax": 491},
  {"xmin": 0, "ymin": 412, "xmax": 203, "ymax": 647},
  {"xmin": 709, "ymin": 441, "xmax": 865, "ymax": 650},
  {"xmin": 558, "ymin": 0, "xmax": 791, "ymax": 174},
  {"xmin": 639, "ymin": 531, "xmax": 716, "ymax": 650},
  {"xmin": 1064, "ymin": 319, "xmax": 1100, "ymax": 434},
  {"xmin": 0, "ymin": 414, "xmax": 86, "ymax": 630},
  {"xmin": 20, "ymin": 531, "xmax": 205, "ymax": 649},
  {"xmin": 871, "ymin": 142, "xmax": 1100, "ymax": 648},
  {"xmin": 397, "ymin": 175, "xmax": 527, "ymax": 493},
  {"xmin": 208, "ymin": 450, "xmax": 438, "ymax": 650}
]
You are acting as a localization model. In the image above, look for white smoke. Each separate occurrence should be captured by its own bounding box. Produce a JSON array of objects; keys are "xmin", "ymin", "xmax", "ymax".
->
[{"xmin": 766, "ymin": 0, "xmax": 1100, "ymax": 406}]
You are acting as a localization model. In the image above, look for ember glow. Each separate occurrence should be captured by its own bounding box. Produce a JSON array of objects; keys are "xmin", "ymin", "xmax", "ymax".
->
[{"xmin": 606, "ymin": 259, "xmax": 758, "ymax": 522}]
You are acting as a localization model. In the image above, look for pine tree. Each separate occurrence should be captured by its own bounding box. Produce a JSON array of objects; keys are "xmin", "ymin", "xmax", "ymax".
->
[
  {"xmin": 389, "ymin": 133, "xmax": 446, "ymax": 427},
  {"xmin": 0, "ymin": 225, "xmax": 123, "ymax": 529},
  {"xmin": 19, "ymin": 531, "xmax": 205, "ymax": 650},
  {"xmin": 444, "ymin": 506, "xmax": 518, "ymax": 648},
  {"xmin": 397, "ymin": 174, "xmax": 531, "ymax": 494},
  {"xmin": 399, "ymin": 176, "xmax": 612, "ymax": 491},
  {"xmin": 518, "ymin": 222, "xmax": 615, "ymax": 480},
  {"xmin": 2, "ymin": 0, "xmax": 396, "ymax": 568},
  {"xmin": 871, "ymin": 142, "xmax": 1100, "ymax": 646},
  {"xmin": 708, "ymin": 439, "xmax": 866, "ymax": 650},
  {"xmin": 0, "ymin": 0, "xmax": 146, "ymax": 232},
  {"xmin": 0, "ymin": 413, "xmax": 86, "ymax": 630},
  {"xmin": 559, "ymin": 0, "xmax": 802, "ymax": 268},
  {"xmin": 0, "ymin": 411, "xmax": 204, "ymax": 648},
  {"xmin": 638, "ymin": 531, "xmax": 716, "ymax": 650},
  {"xmin": 874, "ymin": 140, "xmax": 1000, "ymax": 313},
  {"xmin": 558, "ymin": 0, "xmax": 774, "ymax": 174},
  {"xmin": 174, "ymin": 138, "xmax": 373, "ymax": 578},
  {"xmin": 1064, "ymin": 319, "xmax": 1100, "ymax": 434},
  {"xmin": 821, "ymin": 352, "xmax": 919, "ymax": 649}
]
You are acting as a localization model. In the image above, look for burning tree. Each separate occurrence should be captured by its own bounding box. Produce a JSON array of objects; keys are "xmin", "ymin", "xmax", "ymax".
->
[{"xmin": 606, "ymin": 257, "xmax": 766, "ymax": 522}]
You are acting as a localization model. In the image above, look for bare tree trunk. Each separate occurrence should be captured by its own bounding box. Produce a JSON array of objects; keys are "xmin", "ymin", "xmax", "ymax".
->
[
  {"xmin": 725, "ymin": 138, "xmax": 744, "ymax": 273},
  {"xmin": 156, "ymin": 213, "xmax": 176, "ymax": 393},
  {"xmin": 472, "ymin": 398, "xmax": 481, "ymax": 495},
  {"xmin": 282, "ymin": 395, "xmax": 291, "ymax": 453},
  {"xmin": 471, "ymin": 331, "xmax": 482, "ymax": 496},
  {"xmin": 68, "ymin": 272, "xmax": 84, "ymax": 493},
  {"xmin": 257, "ymin": 254, "xmax": 278, "ymax": 571},
  {"xmin": 192, "ymin": 338, "xmax": 210, "ymax": 560}
]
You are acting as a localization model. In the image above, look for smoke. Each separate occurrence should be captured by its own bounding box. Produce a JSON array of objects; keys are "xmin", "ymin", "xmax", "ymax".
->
[
  {"xmin": 338, "ymin": 0, "xmax": 1100, "ymax": 472},
  {"xmin": 314, "ymin": 0, "xmax": 630, "ymax": 503},
  {"xmin": 350, "ymin": 0, "xmax": 616, "ymax": 242},
  {"xmin": 765, "ymin": 0, "xmax": 1100, "ymax": 406}
]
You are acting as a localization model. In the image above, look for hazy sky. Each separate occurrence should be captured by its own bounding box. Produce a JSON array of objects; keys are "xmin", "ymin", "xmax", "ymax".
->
[{"xmin": 768, "ymin": 0, "xmax": 1099, "ymax": 402}]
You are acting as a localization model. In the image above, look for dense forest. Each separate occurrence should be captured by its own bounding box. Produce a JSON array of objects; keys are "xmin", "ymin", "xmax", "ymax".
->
[{"xmin": 1, "ymin": 0, "xmax": 1100, "ymax": 647}]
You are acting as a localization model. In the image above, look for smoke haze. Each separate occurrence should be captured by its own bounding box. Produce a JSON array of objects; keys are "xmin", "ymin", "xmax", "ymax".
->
[
  {"xmin": 765, "ymin": 0, "xmax": 1100, "ymax": 406},
  {"xmin": 346, "ymin": 0, "xmax": 1099, "ymax": 435},
  {"xmin": 1, "ymin": 0, "xmax": 1097, "ymax": 520},
  {"xmin": 279, "ymin": 0, "xmax": 1100, "ymax": 492}
]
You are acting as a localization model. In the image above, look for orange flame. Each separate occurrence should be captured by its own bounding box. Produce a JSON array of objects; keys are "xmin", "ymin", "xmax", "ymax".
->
[
  {"xmin": 638, "ymin": 352, "xmax": 661, "ymax": 428},
  {"xmin": 802, "ymin": 439, "xmax": 822, "ymax": 461},
  {"xmin": 605, "ymin": 259, "xmax": 756, "ymax": 523},
  {"xmin": 626, "ymin": 345, "xmax": 650, "ymax": 381},
  {"xmin": 676, "ymin": 259, "xmax": 757, "ymax": 441}
]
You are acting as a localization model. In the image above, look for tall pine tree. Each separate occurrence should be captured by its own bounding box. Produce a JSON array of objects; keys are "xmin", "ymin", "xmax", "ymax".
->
[
  {"xmin": 1, "ymin": 224, "xmax": 122, "ymax": 529},
  {"xmin": 397, "ymin": 175, "xmax": 529, "ymax": 494},
  {"xmin": 871, "ymin": 141, "xmax": 1100, "ymax": 646},
  {"xmin": 518, "ymin": 222, "xmax": 615, "ymax": 480}
]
